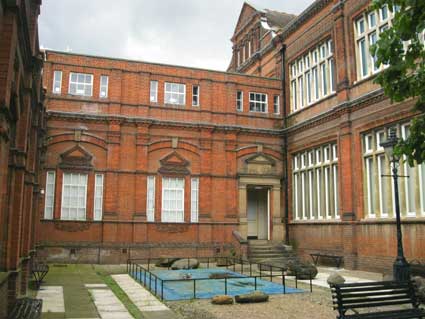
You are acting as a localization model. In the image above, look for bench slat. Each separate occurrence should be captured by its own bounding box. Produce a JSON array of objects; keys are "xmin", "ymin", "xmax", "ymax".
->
[
  {"xmin": 334, "ymin": 289, "xmax": 410, "ymax": 299},
  {"xmin": 332, "ymin": 280, "xmax": 410, "ymax": 288},
  {"xmin": 342, "ymin": 308, "xmax": 425, "ymax": 319},
  {"xmin": 340, "ymin": 299, "xmax": 416, "ymax": 310},
  {"xmin": 8, "ymin": 298, "xmax": 42, "ymax": 319},
  {"xmin": 340, "ymin": 296, "xmax": 413, "ymax": 306},
  {"xmin": 333, "ymin": 285, "xmax": 410, "ymax": 293}
]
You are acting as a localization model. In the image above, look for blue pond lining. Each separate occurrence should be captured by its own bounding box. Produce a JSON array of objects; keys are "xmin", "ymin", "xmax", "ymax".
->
[{"xmin": 132, "ymin": 267, "xmax": 303, "ymax": 301}]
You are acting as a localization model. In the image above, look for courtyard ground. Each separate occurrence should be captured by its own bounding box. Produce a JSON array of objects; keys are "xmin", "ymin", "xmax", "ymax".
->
[{"xmin": 28, "ymin": 263, "xmax": 385, "ymax": 319}]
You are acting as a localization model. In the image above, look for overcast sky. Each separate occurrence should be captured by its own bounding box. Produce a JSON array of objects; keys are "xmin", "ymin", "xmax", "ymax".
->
[{"xmin": 39, "ymin": 0, "xmax": 313, "ymax": 71}]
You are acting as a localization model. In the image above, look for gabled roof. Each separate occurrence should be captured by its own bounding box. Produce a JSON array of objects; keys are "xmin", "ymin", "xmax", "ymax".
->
[
  {"xmin": 232, "ymin": 2, "xmax": 296, "ymax": 40},
  {"xmin": 264, "ymin": 9, "xmax": 296, "ymax": 30},
  {"xmin": 233, "ymin": 2, "xmax": 261, "ymax": 36}
]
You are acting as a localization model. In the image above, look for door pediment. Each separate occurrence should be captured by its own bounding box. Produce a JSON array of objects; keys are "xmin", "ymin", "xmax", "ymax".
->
[{"xmin": 244, "ymin": 153, "xmax": 275, "ymax": 175}]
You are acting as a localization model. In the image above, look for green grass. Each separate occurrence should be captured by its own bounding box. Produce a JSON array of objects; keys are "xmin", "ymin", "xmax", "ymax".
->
[
  {"xmin": 97, "ymin": 272, "xmax": 144, "ymax": 319},
  {"xmin": 30, "ymin": 264, "xmax": 101, "ymax": 318},
  {"xmin": 28, "ymin": 264, "xmax": 145, "ymax": 319}
]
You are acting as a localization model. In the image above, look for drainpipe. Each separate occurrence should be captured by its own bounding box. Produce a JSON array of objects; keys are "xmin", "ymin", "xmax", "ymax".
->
[{"xmin": 280, "ymin": 44, "xmax": 290, "ymax": 245}]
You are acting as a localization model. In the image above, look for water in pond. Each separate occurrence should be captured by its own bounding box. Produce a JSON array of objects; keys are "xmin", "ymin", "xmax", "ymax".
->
[{"xmin": 132, "ymin": 267, "xmax": 303, "ymax": 300}]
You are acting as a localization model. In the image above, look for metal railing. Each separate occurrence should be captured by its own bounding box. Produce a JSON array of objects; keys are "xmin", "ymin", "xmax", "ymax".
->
[{"xmin": 127, "ymin": 256, "xmax": 314, "ymax": 300}]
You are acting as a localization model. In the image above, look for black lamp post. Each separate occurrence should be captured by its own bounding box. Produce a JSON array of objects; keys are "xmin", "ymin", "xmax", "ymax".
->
[{"xmin": 380, "ymin": 128, "xmax": 410, "ymax": 281}]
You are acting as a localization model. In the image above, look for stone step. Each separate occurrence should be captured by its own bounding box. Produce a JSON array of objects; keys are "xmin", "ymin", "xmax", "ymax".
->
[
  {"xmin": 249, "ymin": 249, "xmax": 286, "ymax": 254},
  {"xmin": 249, "ymin": 253, "xmax": 288, "ymax": 259}
]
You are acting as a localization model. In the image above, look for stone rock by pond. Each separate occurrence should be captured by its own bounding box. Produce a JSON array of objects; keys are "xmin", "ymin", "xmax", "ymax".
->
[
  {"xmin": 235, "ymin": 291, "xmax": 269, "ymax": 303},
  {"xmin": 413, "ymin": 276, "xmax": 425, "ymax": 304},
  {"xmin": 155, "ymin": 257, "xmax": 180, "ymax": 267},
  {"xmin": 211, "ymin": 295, "xmax": 234, "ymax": 305},
  {"xmin": 286, "ymin": 261, "xmax": 318, "ymax": 280},
  {"xmin": 209, "ymin": 272, "xmax": 231, "ymax": 279},
  {"xmin": 171, "ymin": 258, "xmax": 200, "ymax": 270},
  {"xmin": 327, "ymin": 273, "xmax": 346, "ymax": 285},
  {"xmin": 216, "ymin": 257, "xmax": 235, "ymax": 267}
]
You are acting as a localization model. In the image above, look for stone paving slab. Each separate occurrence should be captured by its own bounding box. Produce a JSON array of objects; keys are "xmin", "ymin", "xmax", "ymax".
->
[
  {"xmin": 89, "ymin": 288, "xmax": 133, "ymax": 319},
  {"xmin": 295, "ymin": 267, "xmax": 376, "ymax": 288},
  {"xmin": 85, "ymin": 283, "xmax": 108, "ymax": 289},
  {"xmin": 112, "ymin": 274, "xmax": 178, "ymax": 318},
  {"xmin": 36, "ymin": 286, "xmax": 65, "ymax": 313}
]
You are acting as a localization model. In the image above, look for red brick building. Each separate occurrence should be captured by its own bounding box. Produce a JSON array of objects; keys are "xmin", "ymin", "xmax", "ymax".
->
[
  {"xmin": 0, "ymin": 0, "xmax": 44, "ymax": 317},
  {"xmin": 279, "ymin": 0, "xmax": 425, "ymax": 272},
  {"xmin": 37, "ymin": 51, "xmax": 284, "ymax": 263},
  {"xmin": 227, "ymin": 2, "xmax": 295, "ymax": 78},
  {"xmin": 36, "ymin": 0, "xmax": 425, "ymax": 275}
]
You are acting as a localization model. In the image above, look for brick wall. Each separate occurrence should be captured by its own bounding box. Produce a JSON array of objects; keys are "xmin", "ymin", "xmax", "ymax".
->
[
  {"xmin": 282, "ymin": 0, "xmax": 425, "ymax": 274},
  {"xmin": 37, "ymin": 51, "xmax": 284, "ymax": 262},
  {"xmin": 0, "ymin": 1, "xmax": 44, "ymax": 317}
]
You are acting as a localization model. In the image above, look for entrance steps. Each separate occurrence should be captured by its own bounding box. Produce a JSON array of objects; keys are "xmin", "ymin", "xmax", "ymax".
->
[{"xmin": 248, "ymin": 240, "xmax": 297, "ymax": 264}]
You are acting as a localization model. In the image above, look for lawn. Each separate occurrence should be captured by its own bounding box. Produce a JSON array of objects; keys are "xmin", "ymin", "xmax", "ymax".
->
[{"xmin": 28, "ymin": 264, "xmax": 143, "ymax": 319}]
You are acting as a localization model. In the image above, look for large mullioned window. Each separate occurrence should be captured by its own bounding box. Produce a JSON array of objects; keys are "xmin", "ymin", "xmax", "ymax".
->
[
  {"xmin": 363, "ymin": 123, "xmax": 425, "ymax": 218},
  {"xmin": 355, "ymin": 5, "xmax": 394, "ymax": 79},
  {"xmin": 290, "ymin": 39, "xmax": 335, "ymax": 112},
  {"xmin": 293, "ymin": 143, "xmax": 339, "ymax": 220},
  {"xmin": 61, "ymin": 173, "xmax": 88, "ymax": 220},
  {"xmin": 161, "ymin": 177, "xmax": 185, "ymax": 222}
]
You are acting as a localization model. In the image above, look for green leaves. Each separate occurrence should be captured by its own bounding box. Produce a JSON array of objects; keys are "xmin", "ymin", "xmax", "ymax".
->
[{"xmin": 372, "ymin": 0, "xmax": 425, "ymax": 165}]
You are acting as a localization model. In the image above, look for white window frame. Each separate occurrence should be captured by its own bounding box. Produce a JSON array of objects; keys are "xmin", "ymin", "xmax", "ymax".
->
[
  {"xmin": 273, "ymin": 95, "xmax": 280, "ymax": 114},
  {"xmin": 99, "ymin": 75, "xmax": 109, "ymax": 98},
  {"xmin": 44, "ymin": 171, "xmax": 56, "ymax": 219},
  {"xmin": 191, "ymin": 177, "xmax": 199, "ymax": 223},
  {"xmin": 354, "ymin": 6, "xmax": 394, "ymax": 80},
  {"xmin": 61, "ymin": 173, "xmax": 88, "ymax": 220},
  {"xmin": 236, "ymin": 90, "xmax": 243, "ymax": 111},
  {"xmin": 289, "ymin": 39, "xmax": 335, "ymax": 112},
  {"xmin": 52, "ymin": 70, "xmax": 62, "ymax": 94},
  {"xmin": 147, "ymin": 176, "xmax": 155, "ymax": 222},
  {"xmin": 401, "ymin": 124, "xmax": 417, "ymax": 217},
  {"xmin": 93, "ymin": 174, "xmax": 104, "ymax": 221},
  {"xmin": 164, "ymin": 82, "xmax": 186, "ymax": 105},
  {"xmin": 192, "ymin": 85, "xmax": 200, "ymax": 107},
  {"xmin": 249, "ymin": 92, "xmax": 268, "ymax": 113},
  {"xmin": 362, "ymin": 123, "xmax": 425, "ymax": 219},
  {"xmin": 68, "ymin": 72, "xmax": 93, "ymax": 97},
  {"xmin": 161, "ymin": 177, "xmax": 185, "ymax": 223},
  {"xmin": 293, "ymin": 143, "xmax": 338, "ymax": 221},
  {"xmin": 150, "ymin": 80, "xmax": 158, "ymax": 103}
]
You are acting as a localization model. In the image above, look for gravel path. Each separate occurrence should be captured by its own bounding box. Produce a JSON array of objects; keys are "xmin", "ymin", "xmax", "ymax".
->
[{"xmin": 167, "ymin": 286, "xmax": 336, "ymax": 319}]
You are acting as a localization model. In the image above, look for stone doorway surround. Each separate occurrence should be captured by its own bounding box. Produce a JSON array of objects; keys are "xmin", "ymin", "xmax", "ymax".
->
[{"xmin": 238, "ymin": 176, "xmax": 283, "ymax": 241}]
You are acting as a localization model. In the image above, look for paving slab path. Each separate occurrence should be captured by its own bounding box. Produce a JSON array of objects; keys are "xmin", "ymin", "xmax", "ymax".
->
[
  {"xmin": 36, "ymin": 286, "xmax": 65, "ymax": 313},
  {"xmin": 90, "ymin": 288, "xmax": 133, "ymax": 319},
  {"xmin": 112, "ymin": 274, "xmax": 179, "ymax": 319}
]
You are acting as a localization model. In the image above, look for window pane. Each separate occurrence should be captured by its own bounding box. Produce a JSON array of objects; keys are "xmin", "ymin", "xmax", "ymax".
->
[{"xmin": 61, "ymin": 173, "xmax": 88, "ymax": 220}]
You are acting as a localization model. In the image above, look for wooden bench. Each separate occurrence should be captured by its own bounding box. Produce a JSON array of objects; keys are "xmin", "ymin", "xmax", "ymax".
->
[
  {"xmin": 8, "ymin": 298, "xmax": 42, "ymax": 319},
  {"xmin": 310, "ymin": 253, "xmax": 343, "ymax": 268},
  {"xmin": 31, "ymin": 263, "xmax": 49, "ymax": 289},
  {"xmin": 330, "ymin": 280, "xmax": 425, "ymax": 319}
]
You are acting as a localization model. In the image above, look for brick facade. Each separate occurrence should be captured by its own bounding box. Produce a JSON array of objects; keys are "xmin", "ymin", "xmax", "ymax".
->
[
  {"xmin": 0, "ymin": 0, "xmax": 44, "ymax": 317},
  {"xmin": 37, "ymin": 51, "xmax": 284, "ymax": 263},
  {"xmin": 1, "ymin": 4, "xmax": 422, "ymax": 309},
  {"xmin": 280, "ymin": 0, "xmax": 425, "ymax": 273}
]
